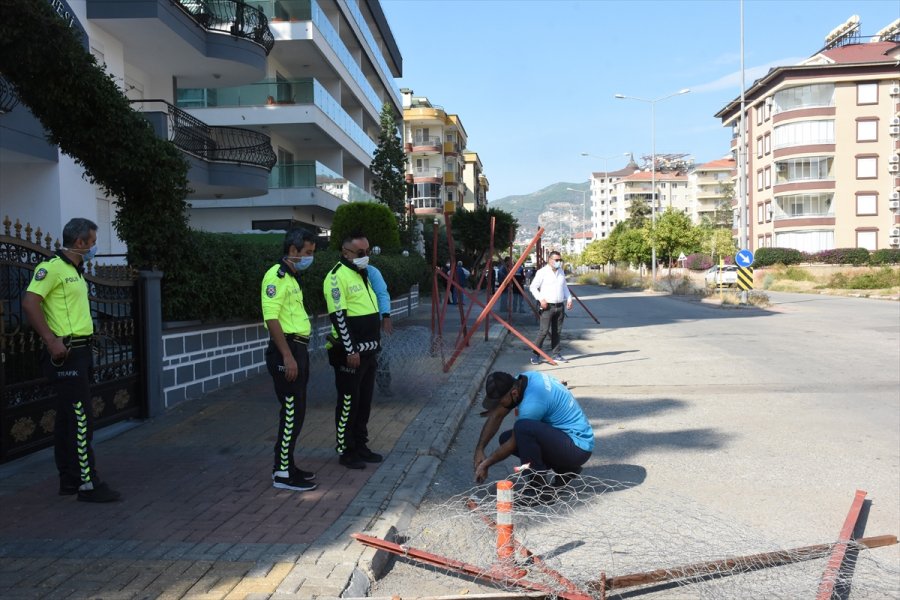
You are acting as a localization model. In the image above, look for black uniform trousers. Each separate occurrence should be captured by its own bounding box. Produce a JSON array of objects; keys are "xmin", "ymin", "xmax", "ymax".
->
[
  {"xmin": 328, "ymin": 348, "xmax": 378, "ymax": 456},
  {"xmin": 533, "ymin": 304, "xmax": 566, "ymax": 356},
  {"xmin": 41, "ymin": 345, "xmax": 97, "ymax": 489},
  {"xmin": 266, "ymin": 338, "xmax": 309, "ymax": 473}
]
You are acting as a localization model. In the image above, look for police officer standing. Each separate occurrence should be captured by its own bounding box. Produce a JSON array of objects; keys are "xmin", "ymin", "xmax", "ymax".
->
[
  {"xmin": 261, "ymin": 228, "xmax": 318, "ymax": 492},
  {"xmin": 22, "ymin": 218, "xmax": 121, "ymax": 502},
  {"xmin": 324, "ymin": 231, "xmax": 382, "ymax": 469}
]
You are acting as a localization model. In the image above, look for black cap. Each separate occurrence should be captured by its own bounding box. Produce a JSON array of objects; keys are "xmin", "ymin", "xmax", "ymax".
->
[{"xmin": 482, "ymin": 371, "xmax": 516, "ymax": 410}]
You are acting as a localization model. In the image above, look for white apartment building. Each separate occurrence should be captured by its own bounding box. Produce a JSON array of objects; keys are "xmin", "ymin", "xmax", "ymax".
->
[
  {"xmin": 462, "ymin": 151, "xmax": 489, "ymax": 211},
  {"xmin": 177, "ymin": 0, "xmax": 403, "ymax": 234},
  {"xmin": 1, "ymin": 0, "xmax": 280, "ymax": 254},
  {"xmin": 588, "ymin": 159, "xmax": 639, "ymax": 239},
  {"xmin": 608, "ymin": 170, "xmax": 690, "ymax": 229},
  {"xmin": 689, "ymin": 158, "xmax": 736, "ymax": 225},
  {"xmin": 715, "ymin": 18, "xmax": 899, "ymax": 252}
]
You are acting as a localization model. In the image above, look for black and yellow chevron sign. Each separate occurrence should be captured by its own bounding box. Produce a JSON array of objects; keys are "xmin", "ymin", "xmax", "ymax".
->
[{"xmin": 737, "ymin": 266, "xmax": 754, "ymax": 291}]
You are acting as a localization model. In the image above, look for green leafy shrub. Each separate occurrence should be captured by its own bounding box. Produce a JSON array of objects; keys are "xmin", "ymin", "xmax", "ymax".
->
[
  {"xmin": 825, "ymin": 268, "xmax": 900, "ymax": 290},
  {"xmin": 329, "ymin": 202, "xmax": 400, "ymax": 253},
  {"xmin": 600, "ymin": 270, "xmax": 642, "ymax": 289},
  {"xmin": 773, "ymin": 265, "xmax": 816, "ymax": 281},
  {"xmin": 754, "ymin": 247, "xmax": 804, "ymax": 267},
  {"xmin": 577, "ymin": 273, "xmax": 602, "ymax": 285},
  {"xmin": 869, "ymin": 249, "xmax": 900, "ymax": 266},
  {"xmin": 809, "ymin": 248, "xmax": 870, "ymax": 265}
]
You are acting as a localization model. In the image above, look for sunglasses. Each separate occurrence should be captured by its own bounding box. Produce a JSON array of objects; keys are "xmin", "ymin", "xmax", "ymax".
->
[{"xmin": 343, "ymin": 246, "xmax": 370, "ymax": 258}]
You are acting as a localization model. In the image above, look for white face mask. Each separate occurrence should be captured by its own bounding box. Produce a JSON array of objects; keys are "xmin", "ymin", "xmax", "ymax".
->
[
  {"xmin": 353, "ymin": 256, "xmax": 369, "ymax": 269},
  {"xmin": 550, "ymin": 259, "xmax": 560, "ymax": 270}
]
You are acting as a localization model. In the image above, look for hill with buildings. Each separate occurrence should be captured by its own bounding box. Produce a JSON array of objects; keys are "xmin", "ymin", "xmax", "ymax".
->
[{"xmin": 490, "ymin": 181, "xmax": 590, "ymax": 246}]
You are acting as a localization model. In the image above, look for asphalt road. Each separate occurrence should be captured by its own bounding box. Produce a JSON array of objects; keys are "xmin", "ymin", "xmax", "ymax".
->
[{"xmin": 369, "ymin": 286, "xmax": 900, "ymax": 599}]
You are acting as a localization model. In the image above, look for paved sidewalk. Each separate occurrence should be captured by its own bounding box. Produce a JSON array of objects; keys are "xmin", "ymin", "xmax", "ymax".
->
[{"xmin": 0, "ymin": 303, "xmax": 526, "ymax": 599}]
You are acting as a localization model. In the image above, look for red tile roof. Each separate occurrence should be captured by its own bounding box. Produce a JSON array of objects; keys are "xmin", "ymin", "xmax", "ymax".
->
[
  {"xmin": 696, "ymin": 158, "xmax": 736, "ymax": 170},
  {"xmin": 619, "ymin": 171, "xmax": 688, "ymax": 182},
  {"xmin": 818, "ymin": 41, "xmax": 899, "ymax": 64},
  {"xmin": 572, "ymin": 231, "xmax": 594, "ymax": 240}
]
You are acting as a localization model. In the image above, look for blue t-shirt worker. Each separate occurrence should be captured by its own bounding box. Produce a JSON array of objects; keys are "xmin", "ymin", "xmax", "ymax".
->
[{"xmin": 473, "ymin": 371, "xmax": 594, "ymax": 498}]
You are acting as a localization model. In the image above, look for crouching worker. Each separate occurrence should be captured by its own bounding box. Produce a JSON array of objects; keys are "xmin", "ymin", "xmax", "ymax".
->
[{"xmin": 473, "ymin": 371, "xmax": 594, "ymax": 502}]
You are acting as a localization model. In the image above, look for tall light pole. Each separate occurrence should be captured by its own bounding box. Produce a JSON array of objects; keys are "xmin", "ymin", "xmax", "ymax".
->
[
  {"xmin": 580, "ymin": 152, "xmax": 630, "ymax": 238},
  {"xmin": 565, "ymin": 187, "xmax": 587, "ymax": 253},
  {"xmin": 614, "ymin": 89, "xmax": 690, "ymax": 281}
]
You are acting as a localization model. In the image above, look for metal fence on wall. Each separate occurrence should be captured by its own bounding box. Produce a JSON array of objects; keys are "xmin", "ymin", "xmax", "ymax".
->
[{"xmin": 0, "ymin": 218, "xmax": 144, "ymax": 463}]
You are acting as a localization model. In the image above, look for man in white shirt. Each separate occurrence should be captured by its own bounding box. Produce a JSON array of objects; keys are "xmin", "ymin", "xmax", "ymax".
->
[{"xmin": 528, "ymin": 251, "xmax": 573, "ymax": 364}]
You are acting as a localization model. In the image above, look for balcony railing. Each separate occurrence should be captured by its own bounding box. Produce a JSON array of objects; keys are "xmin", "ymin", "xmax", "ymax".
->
[
  {"xmin": 413, "ymin": 167, "xmax": 442, "ymax": 178},
  {"xmin": 176, "ymin": 78, "xmax": 377, "ymax": 156},
  {"xmin": 175, "ymin": 0, "xmax": 274, "ymax": 54},
  {"xmin": 269, "ymin": 161, "xmax": 375, "ymax": 202},
  {"xmin": 412, "ymin": 135, "xmax": 441, "ymax": 147},
  {"xmin": 131, "ymin": 99, "xmax": 276, "ymax": 170},
  {"xmin": 410, "ymin": 197, "xmax": 442, "ymax": 210},
  {"xmin": 0, "ymin": 76, "xmax": 19, "ymax": 114}
]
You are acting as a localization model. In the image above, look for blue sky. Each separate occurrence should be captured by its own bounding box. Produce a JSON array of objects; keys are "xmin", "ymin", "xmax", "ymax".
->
[{"xmin": 380, "ymin": 0, "xmax": 900, "ymax": 199}]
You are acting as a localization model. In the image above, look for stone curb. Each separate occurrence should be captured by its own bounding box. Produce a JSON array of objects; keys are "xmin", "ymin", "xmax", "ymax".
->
[{"xmin": 320, "ymin": 327, "xmax": 509, "ymax": 598}]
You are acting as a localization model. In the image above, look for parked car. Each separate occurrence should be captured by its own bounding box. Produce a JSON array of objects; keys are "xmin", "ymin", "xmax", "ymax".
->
[{"xmin": 705, "ymin": 265, "xmax": 738, "ymax": 287}]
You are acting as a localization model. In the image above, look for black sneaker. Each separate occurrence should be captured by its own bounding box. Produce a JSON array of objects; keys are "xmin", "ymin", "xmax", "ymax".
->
[
  {"xmin": 77, "ymin": 482, "xmax": 122, "ymax": 503},
  {"xmin": 273, "ymin": 472, "xmax": 318, "ymax": 492},
  {"xmin": 59, "ymin": 482, "xmax": 79, "ymax": 496},
  {"xmin": 357, "ymin": 446, "xmax": 383, "ymax": 463},
  {"xmin": 289, "ymin": 466, "xmax": 316, "ymax": 482},
  {"xmin": 551, "ymin": 467, "xmax": 583, "ymax": 488},
  {"xmin": 339, "ymin": 452, "xmax": 366, "ymax": 470}
]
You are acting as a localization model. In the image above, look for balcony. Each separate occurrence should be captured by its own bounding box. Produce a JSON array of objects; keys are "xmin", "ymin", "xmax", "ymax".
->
[
  {"xmin": 410, "ymin": 197, "xmax": 443, "ymax": 215},
  {"xmin": 412, "ymin": 167, "xmax": 442, "ymax": 183},
  {"xmin": 410, "ymin": 135, "xmax": 441, "ymax": 153},
  {"xmin": 444, "ymin": 171, "xmax": 457, "ymax": 184},
  {"xmin": 269, "ymin": 161, "xmax": 375, "ymax": 203},
  {"xmin": 176, "ymin": 78, "xmax": 377, "ymax": 159},
  {"xmin": 86, "ymin": 0, "xmax": 273, "ymax": 87},
  {"xmin": 133, "ymin": 99, "xmax": 275, "ymax": 199}
]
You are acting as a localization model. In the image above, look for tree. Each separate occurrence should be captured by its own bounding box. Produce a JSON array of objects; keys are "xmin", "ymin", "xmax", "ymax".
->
[
  {"xmin": 627, "ymin": 197, "xmax": 651, "ymax": 228},
  {"xmin": 649, "ymin": 208, "xmax": 701, "ymax": 270},
  {"xmin": 615, "ymin": 228, "xmax": 651, "ymax": 269},
  {"xmin": 370, "ymin": 103, "xmax": 407, "ymax": 215},
  {"xmin": 699, "ymin": 226, "xmax": 738, "ymax": 264},
  {"xmin": 451, "ymin": 207, "xmax": 517, "ymax": 267},
  {"xmin": 714, "ymin": 182, "xmax": 735, "ymax": 228},
  {"xmin": 329, "ymin": 202, "xmax": 400, "ymax": 252}
]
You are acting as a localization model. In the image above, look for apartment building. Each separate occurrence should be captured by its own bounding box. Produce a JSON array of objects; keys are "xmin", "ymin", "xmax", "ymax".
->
[
  {"xmin": 608, "ymin": 170, "xmax": 691, "ymax": 230},
  {"xmin": 715, "ymin": 17, "xmax": 900, "ymax": 252},
  {"xmin": 462, "ymin": 151, "xmax": 489, "ymax": 211},
  {"xmin": 176, "ymin": 0, "xmax": 403, "ymax": 234},
  {"xmin": 588, "ymin": 158, "xmax": 639, "ymax": 239},
  {"xmin": 689, "ymin": 158, "xmax": 736, "ymax": 225},
  {"xmin": 401, "ymin": 90, "xmax": 487, "ymax": 219},
  {"xmin": 0, "ymin": 0, "xmax": 278, "ymax": 255}
]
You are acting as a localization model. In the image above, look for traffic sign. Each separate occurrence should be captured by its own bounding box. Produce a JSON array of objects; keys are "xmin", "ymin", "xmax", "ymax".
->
[
  {"xmin": 735, "ymin": 249, "xmax": 754, "ymax": 268},
  {"xmin": 677, "ymin": 252, "xmax": 686, "ymax": 262},
  {"xmin": 737, "ymin": 266, "xmax": 754, "ymax": 291}
]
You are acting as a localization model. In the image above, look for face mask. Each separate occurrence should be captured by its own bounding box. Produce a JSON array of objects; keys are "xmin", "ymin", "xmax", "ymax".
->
[
  {"xmin": 353, "ymin": 256, "xmax": 369, "ymax": 269},
  {"xmin": 550, "ymin": 260, "xmax": 559, "ymax": 270},
  {"xmin": 66, "ymin": 244, "xmax": 97, "ymax": 261},
  {"xmin": 288, "ymin": 255, "xmax": 314, "ymax": 271}
]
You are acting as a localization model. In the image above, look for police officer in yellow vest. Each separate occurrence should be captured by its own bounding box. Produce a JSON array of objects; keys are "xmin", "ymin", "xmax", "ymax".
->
[
  {"xmin": 261, "ymin": 228, "xmax": 319, "ymax": 492},
  {"xmin": 22, "ymin": 218, "xmax": 121, "ymax": 502},
  {"xmin": 324, "ymin": 231, "xmax": 382, "ymax": 469}
]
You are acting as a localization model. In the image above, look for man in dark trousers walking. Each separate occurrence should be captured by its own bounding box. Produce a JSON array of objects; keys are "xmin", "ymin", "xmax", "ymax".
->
[
  {"xmin": 23, "ymin": 218, "xmax": 121, "ymax": 502},
  {"xmin": 528, "ymin": 251, "xmax": 573, "ymax": 364}
]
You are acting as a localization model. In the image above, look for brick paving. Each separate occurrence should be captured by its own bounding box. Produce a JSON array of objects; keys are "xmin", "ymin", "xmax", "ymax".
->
[{"xmin": 0, "ymin": 305, "xmax": 520, "ymax": 599}]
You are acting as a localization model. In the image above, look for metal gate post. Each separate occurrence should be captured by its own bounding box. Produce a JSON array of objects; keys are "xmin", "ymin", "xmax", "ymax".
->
[{"xmin": 138, "ymin": 270, "xmax": 164, "ymax": 418}]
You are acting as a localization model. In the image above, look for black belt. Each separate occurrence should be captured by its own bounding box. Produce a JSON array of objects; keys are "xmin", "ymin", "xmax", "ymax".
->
[
  {"xmin": 547, "ymin": 302, "xmax": 565, "ymax": 307},
  {"xmin": 285, "ymin": 334, "xmax": 309, "ymax": 344},
  {"xmin": 58, "ymin": 335, "xmax": 92, "ymax": 349}
]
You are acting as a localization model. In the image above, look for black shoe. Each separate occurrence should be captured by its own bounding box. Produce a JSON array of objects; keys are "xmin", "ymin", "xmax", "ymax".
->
[
  {"xmin": 273, "ymin": 472, "xmax": 318, "ymax": 492},
  {"xmin": 339, "ymin": 452, "xmax": 366, "ymax": 470},
  {"xmin": 77, "ymin": 482, "xmax": 121, "ymax": 503},
  {"xmin": 516, "ymin": 473, "xmax": 555, "ymax": 507},
  {"xmin": 59, "ymin": 483, "xmax": 79, "ymax": 496},
  {"xmin": 357, "ymin": 446, "xmax": 383, "ymax": 463},
  {"xmin": 551, "ymin": 466, "xmax": 583, "ymax": 488},
  {"xmin": 289, "ymin": 466, "xmax": 316, "ymax": 482}
]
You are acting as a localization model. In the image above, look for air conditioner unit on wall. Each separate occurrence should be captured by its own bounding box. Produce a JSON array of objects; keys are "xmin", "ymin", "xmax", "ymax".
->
[
  {"xmin": 891, "ymin": 226, "xmax": 900, "ymax": 237},
  {"xmin": 890, "ymin": 164, "xmax": 900, "ymax": 173},
  {"xmin": 891, "ymin": 116, "xmax": 900, "ymax": 126},
  {"xmin": 891, "ymin": 85, "xmax": 900, "ymax": 96},
  {"xmin": 891, "ymin": 125, "xmax": 900, "ymax": 136},
  {"xmin": 892, "ymin": 191, "xmax": 900, "ymax": 201},
  {"xmin": 889, "ymin": 200, "xmax": 900, "ymax": 210}
]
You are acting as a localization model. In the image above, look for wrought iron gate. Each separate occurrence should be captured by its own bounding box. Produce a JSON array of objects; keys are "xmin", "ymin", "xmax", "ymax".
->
[{"xmin": 0, "ymin": 218, "xmax": 144, "ymax": 463}]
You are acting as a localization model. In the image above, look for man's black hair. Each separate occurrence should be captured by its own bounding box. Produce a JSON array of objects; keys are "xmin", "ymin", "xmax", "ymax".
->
[
  {"xmin": 342, "ymin": 230, "xmax": 367, "ymax": 247},
  {"xmin": 62, "ymin": 218, "xmax": 97, "ymax": 247},
  {"xmin": 283, "ymin": 228, "xmax": 316, "ymax": 255}
]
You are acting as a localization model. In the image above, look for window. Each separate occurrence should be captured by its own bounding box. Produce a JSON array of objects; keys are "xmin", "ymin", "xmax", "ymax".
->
[
  {"xmin": 857, "ymin": 230, "xmax": 877, "ymax": 250},
  {"xmin": 856, "ymin": 193, "xmax": 877, "ymax": 215},
  {"xmin": 856, "ymin": 156, "xmax": 877, "ymax": 179},
  {"xmin": 773, "ymin": 193, "xmax": 833, "ymax": 219},
  {"xmin": 757, "ymin": 203, "xmax": 764, "ymax": 223},
  {"xmin": 447, "ymin": 190, "xmax": 454, "ymax": 202},
  {"xmin": 775, "ymin": 157, "xmax": 834, "ymax": 183},
  {"xmin": 757, "ymin": 106, "xmax": 763, "ymax": 125},
  {"xmin": 765, "ymin": 201, "xmax": 772, "ymax": 222},
  {"xmin": 764, "ymin": 133, "xmax": 771, "ymax": 155},
  {"xmin": 773, "ymin": 83, "xmax": 834, "ymax": 114},
  {"xmin": 764, "ymin": 98, "xmax": 772, "ymax": 120},
  {"xmin": 757, "ymin": 170, "xmax": 764, "ymax": 191},
  {"xmin": 764, "ymin": 167, "xmax": 771, "ymax": 189},
  {"xmin": 757, "ymin": 235, "xmax": 764, "ymax": 248},
  {"xmin": 757, "ymin": 138, "xmax": 763, "ymax": 158},
  {"xmin": 856, "ymin": 82, "xmax": 877, "ymax": 105},
  {"xmin": 765, "ymin": 234, "xmax": 772, "ymax": 247},
  {"xmin": 856, "ymin": 120, "xmax": 878, "ymax": 142},
  {"xmin": 773, "ymin": 120, "xmax": 834, "ymax": 149},
  {"xmin": 774, "ymin": 230, "xmax": 834, "ymax": 253}
]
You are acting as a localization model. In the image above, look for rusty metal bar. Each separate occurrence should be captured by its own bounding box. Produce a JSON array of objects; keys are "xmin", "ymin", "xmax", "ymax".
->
[
  {"xmin": 567, "ymin": 287, "xmax": 600, "ymax": 325},
  {"xmin": 486, "ymin": 217, "xmax": 496, "ymax": 342},
  {"xmin": 444, "ymin": 228, "xmax": 545, "ymax": 372},
  {"xmin": 816, "ymin": 489, "xmax": 867, "ymax": 600}
]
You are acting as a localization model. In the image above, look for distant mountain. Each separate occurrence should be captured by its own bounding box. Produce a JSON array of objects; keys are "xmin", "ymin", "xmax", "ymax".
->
[{"xmin": 489, "ymin": 181, "xmax": 590, "ymax": 246}]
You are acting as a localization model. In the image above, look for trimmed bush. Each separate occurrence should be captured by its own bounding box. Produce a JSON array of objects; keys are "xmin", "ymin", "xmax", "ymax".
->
[
  {"xmin": 754, "ymin": 247, "xmax": 804, "ymax": 267},
  {"xmin": 329, "ymin": 202, "xmax": 401, "ymax": 253},
  {"xmin": 809, "ymin": 248, "xmax": 870, "ymax": 265},
  {"xmin": 684, "ymin": 253, "xmax": 713, "ymax": 271},
  {"xmin": 825, "ymin": 268, "xmax": 900, "ymax": 290},
  {"xmin": 869, "ymin": 249, "xmax": 900, "ymax": 265}
]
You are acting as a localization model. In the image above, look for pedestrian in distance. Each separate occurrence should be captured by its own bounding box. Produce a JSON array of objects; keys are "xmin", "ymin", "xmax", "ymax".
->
[
  {"xmin": 473, "ymin": 371, "xmax": 594, "ymax": 503},
  {"xmin": 22, "ymin": 218, "xmax": 121, "ymax": 503},
  {"xmin": 366, "ymin": 248, "xmax": 394, "ymax": 397},
  {"xmin": 261, "ymin": 228, "xmax": 318, "ymax": 492},
  {"xmin": 497, "ymin": 256, "xmax": 511, "ymax": 311},
  {"xmin": 324, "ymin": 231, "xmax": 383, "ymax": 469},
  {"xmin": 528, "ymin": 251, "xmax": 573, "ymax": 364},
  {"xmin": 512, "ymin": 260, "xmax": 526, "ymax": 313},
  {"xmin": 455, "ymin": 260, "xmax": 470, "ymax": 306}
]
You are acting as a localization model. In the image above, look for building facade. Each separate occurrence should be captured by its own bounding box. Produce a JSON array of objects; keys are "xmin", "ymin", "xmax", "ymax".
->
[
  {"xmin": 607, "ymin": 170, "xmax": 691, "ymax": 230},
  {"xmin": 689, "ymin": 158, "xmax": 736, "ymax": 225},
  {"xmin": 588, "ymin": 159, "xmax": 639, "ymax": 239},
  {"xmin": 715, "ymin": 21, "xmax": 900, "ymax": 252},
  {"xmin": 462, "ymin": 151, "xmax": 489, "ymax": 211},
  {"xmin": 1, "ymin": 0, "xmax": 280, "ymax": 255}
]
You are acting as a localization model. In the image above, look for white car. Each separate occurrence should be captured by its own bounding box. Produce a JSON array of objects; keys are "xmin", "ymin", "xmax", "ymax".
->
[{"xmin": 705, "ymin": 265, "xmax": 738, "ymax": 287}]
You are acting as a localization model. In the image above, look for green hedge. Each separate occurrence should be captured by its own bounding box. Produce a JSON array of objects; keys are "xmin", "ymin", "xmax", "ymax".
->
[
  {"xmin": 868, "ymin": 249, "xmax": 900, "ymax": 265},
  {"xmin": 162, "ymin": 232, "xmax": 428, "ymax": 322},
  {"xmin": 754, "ymin": 247, "xmax": 804, "ymax": 267}
]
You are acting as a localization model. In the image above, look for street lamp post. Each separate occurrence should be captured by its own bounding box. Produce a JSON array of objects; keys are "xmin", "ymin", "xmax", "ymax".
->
[
  {"xmin": 565, "ymin": 187, "xmax": 587, "ymax": 254},
  {"xmin": 580, "ymin": 152, "xmax": 630, "ymax": 240},
  {"xmin": 614, "ymin": 89, "xmax": 690, "ymax": 281}
]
